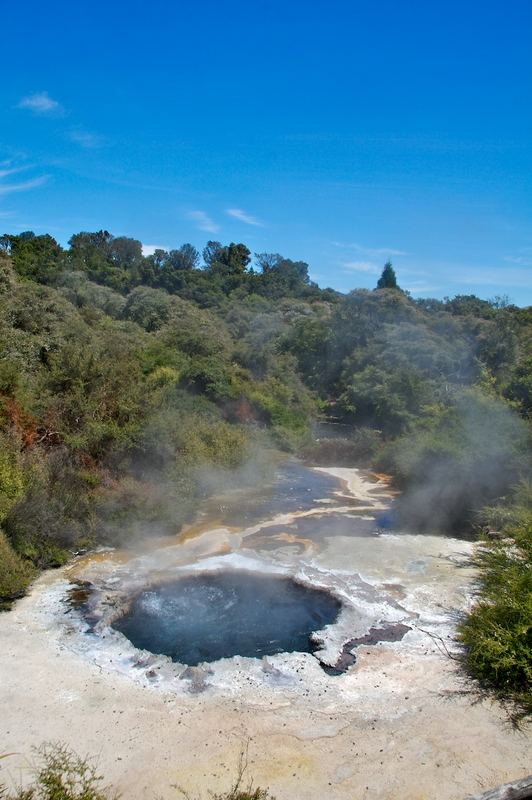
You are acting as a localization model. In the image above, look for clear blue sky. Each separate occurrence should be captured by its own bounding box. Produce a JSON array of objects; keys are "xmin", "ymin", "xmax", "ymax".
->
[{"xmin": 1, "ymin": 0, "xmax": 531, "ymax": 303}]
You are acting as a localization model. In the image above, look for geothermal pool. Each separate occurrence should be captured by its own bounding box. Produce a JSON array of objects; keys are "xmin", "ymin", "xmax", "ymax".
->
[
  {"xmin": 1, "ymin": 461, "xmax": 530, "ymax": 800},
  {"xmin": 42, "ymin": 461, "xmax": 475, "ymax": 680},
  {"xmin": 112, "ymin": 572, "xmax": 341, "ymax": 665}
]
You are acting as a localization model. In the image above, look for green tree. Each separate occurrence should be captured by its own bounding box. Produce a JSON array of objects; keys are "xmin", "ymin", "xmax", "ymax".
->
[
  {"xmin": 376, "ymin": 260, "xmax": 398, "ymax": 290},
  {"xmin": 0, "ymin": 232, "xmax": 64, "ymax": 284}
]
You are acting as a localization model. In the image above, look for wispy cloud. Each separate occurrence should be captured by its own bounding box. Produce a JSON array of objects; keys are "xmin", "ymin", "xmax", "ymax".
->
[
  {"xmin": 142, "ymin": 244, "xmax": 168, "ymax": 256},
  {"xmin": 187, "ymin": 210, "xmax": 220, "ymax": 234},
  {"xmin": 0, "ymin": 165, "xmax": 30, "ymax": 180},
  {"xmin": 226, "ymin": 208, "xmax": 264, "ymax": 227},
  {"xmin": 342, "ymin": 260, "xmax": 381, "ymax": 274},
  {"xmin": 18, "ymin": 92, "xmax": 62, "ymax": 115},
  {"xmin": 333, "ymin": 241, "xmax": 408, "ymax": 258},
  {"xmin": 67, "ymin": 129, "xmax": 105, "ymax": 149},
  {"xmin": 0, "ymin": 175, "xmax": 48, "ymax": 196},
  {"xmin": 504, "ymin": 255, "xmax": 532, "ymax": 267}
]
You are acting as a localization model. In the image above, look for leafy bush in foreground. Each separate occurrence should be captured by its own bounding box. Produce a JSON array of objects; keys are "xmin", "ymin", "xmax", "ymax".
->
[{"xmin": 459, "ymin": 489, "xmax": 532, "ymax": 713}]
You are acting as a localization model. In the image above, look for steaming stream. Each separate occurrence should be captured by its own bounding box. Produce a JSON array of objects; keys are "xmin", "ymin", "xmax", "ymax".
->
[{"xmin": 1, "ymin": 461, "xmax": 529, "ymax": 799}]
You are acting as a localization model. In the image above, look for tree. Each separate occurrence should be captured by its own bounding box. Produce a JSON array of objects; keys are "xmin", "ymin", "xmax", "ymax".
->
[
  {"xmin": 1, "ymin": 232, "xmax": 64, "ymax": 284},
  {"xmin": 254, "ymin": 253, "xmax": 311, "ymax": 297},
  {"xmin": 376, "ymin": 261, "xmax": 398, "ymax": 290},
  {"xmin": 108, "ymin": 235, "xmax": 143, "ymax": 269},
  {"xmin": 255, "ymin": 252, "xmax": 282, "ymax": 273},
  {"xmin": 171, "ymin": 243, "xmax": 200, "ymax": 270},
  {"xmin": 67, "ymin": 230, "xmax": 134, "ymax": 291},
  {"xmin": 203, "ymin": 240, "xmax": 223, "ymax": 266}
]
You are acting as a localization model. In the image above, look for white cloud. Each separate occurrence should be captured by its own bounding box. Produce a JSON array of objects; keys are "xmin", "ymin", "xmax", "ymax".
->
[
  {"xmin": 187, "ymin": 210, "xmax": 220, "ymax": 233},
  {"xmin": 67, "ymin": 129, "xmax": 104, "ymax": 149},
  {"xmin": 342, "ymin": 260, "xmax": 381, "ymax": 274},
  {"xmin": 0, "ymin": 175, "xmax": 48, "ymax": 195},
  {"xmin": 332, "ymin": 241, "xmax": 408, "ymax": 258},
  {"xmin": 226, "ymin": 208, "xmax": 264, "ymax": 226},
  {"xmin": 142, "ymin": 244, "xmax": 168, "ymax": 256},
  {"xmin": 18, "ymin": 92, "xmax": 62, "ymax": 115}
]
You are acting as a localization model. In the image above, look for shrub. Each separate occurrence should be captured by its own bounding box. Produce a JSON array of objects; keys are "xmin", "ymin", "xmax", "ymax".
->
[
  {"xmin": 0, "ymin": 435, "xmax": 25, "ymax": 521},
  {"xmin": 0, "ymin": 743, "xmax": 118, "ymax": 800},
  {"xmin": 0, "ymin": 529, "xmax": 34, "ymax": 610},
  {"xmin": 459, "ymin": 496, "xmax": 532, "ymax": 713}
]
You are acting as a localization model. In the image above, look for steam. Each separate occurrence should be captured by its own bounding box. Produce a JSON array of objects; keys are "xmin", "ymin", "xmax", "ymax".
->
[{"xmin": 392, "ymin": 390, "xmax": 529, "ymax": 534}]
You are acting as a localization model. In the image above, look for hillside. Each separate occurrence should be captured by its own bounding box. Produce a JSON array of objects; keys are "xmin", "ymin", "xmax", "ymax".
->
[{"xmin": 0, "ymin": 229, "xmax": 530, "ymax": 709}]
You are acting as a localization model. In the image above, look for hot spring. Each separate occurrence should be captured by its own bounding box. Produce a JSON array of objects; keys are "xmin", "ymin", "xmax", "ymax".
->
[{"xmin": 112, "ymin": 571, "xmax": 341, "ymax": 666}]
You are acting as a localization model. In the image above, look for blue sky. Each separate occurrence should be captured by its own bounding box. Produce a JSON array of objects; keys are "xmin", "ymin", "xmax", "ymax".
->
[{"xmin": 1, "ymin": 0, "xmax": 531, "ymax": 303}]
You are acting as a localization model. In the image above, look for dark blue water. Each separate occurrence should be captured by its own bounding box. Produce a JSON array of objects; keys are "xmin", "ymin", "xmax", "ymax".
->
[
  {"xmin": 113, "ymin": 571, "xmax": 341, "ymax": 665},
  {"xmin": 209, "ymin": 461, "xmax": 342, "ymax": 527}
]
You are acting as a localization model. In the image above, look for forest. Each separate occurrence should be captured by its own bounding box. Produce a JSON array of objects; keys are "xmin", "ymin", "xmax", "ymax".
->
[{"xmin": 0, "ymin": 229, "xmax": 530, "ymax": 710}]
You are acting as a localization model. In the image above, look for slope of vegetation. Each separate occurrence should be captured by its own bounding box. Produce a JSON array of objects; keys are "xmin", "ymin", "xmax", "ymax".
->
[{"xmin": 0, "ymin": 228, "xmax": 530, "ymax": 708}]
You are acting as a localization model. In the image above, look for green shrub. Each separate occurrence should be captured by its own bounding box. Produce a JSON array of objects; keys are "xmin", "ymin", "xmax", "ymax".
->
[
  {"xmin": 0, "ymin": 529, "xmax": 34, "ymax": 610},
  {"xmin": 459, "ymin": 498, "xmax": 532, "ymax": 712},
  {"xmin": 0, "ymin": 435, "xmax": 25, "ymax": 521}
]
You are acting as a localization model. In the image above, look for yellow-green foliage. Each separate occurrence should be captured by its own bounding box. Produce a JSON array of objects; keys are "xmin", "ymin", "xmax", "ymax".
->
[
  {"xmin": 247, "ymin": 376, "xmax": 315, "ymax": 448},
  {"xmin": 146, "ymin": 365, "xmax": 181, "ymax": 388},
  {"xmin": 0, "ymin": 530, "xmax": 33, "ymax": 609},
  {"xmin": 176, "ymin": 417, "xmax": 248, "ymax": 469},
  {"xmin": 0, "ymin": 436, "xmax": 24, "ymax": 522}
]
